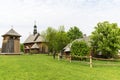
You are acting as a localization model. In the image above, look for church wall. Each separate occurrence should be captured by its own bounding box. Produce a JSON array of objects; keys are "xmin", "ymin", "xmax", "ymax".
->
[
  {"xmin": 24, "ymin": 43, "xmax": 34, "ymax": 53},
  {"xmin": 2, "ymin": 36, "xmax": 21, "ymax": 53},
  {"xmin": 14, "ymin": 37, "xmax": 20, "ymax": 53},
  {"xmin": 2, "ymin": 36, "xmax": 10, "ymax": 53},
  {"xmin": 24, "ymin": 42, "xmax": 48, "ymax": 53},
  {"xmin": 38, "ymin": 42, "xmax": 48, "ymax": 53}
]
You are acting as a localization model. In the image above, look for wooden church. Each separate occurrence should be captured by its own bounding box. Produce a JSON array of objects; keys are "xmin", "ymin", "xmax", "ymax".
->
[
  {"xmin": 1, "ymin": 28, "xmax": 21, "ymax": 54},
  {"xmin": 24, "ymin": 24, "xmax": 48, "ymax": 54}
]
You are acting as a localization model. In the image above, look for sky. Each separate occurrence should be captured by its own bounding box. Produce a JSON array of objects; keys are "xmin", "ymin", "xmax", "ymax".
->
[{"xmin": 0, "ymin": 0, "xmax": 120, "ymax": 47}]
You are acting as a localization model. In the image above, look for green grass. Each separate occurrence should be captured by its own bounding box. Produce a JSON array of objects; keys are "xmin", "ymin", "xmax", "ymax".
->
[{"xmin": 0, "ymin": 54, "xmax": 120, "ymax": 80}]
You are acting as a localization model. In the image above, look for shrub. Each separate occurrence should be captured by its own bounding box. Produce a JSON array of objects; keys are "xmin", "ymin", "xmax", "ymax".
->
[{"xmin": 71, "ymin": 40, "xmax": 90, "ymax": 56}]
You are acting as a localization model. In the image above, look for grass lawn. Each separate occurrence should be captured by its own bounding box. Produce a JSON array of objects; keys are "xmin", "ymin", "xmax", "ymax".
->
[{"xmin": 0, "ymin": 54, "xmax": 120, "ymax": 80}]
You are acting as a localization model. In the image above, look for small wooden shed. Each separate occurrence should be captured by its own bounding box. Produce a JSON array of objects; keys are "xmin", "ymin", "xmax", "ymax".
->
[{"xmin": 63, "ymin": 35, "xmax": 90, "ymax": 60}]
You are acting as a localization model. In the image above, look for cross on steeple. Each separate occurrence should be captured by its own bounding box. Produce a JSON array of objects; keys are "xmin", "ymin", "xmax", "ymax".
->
[{"xmin": 11, "ymin": 25, "xmax": 14, "ymax": 29}]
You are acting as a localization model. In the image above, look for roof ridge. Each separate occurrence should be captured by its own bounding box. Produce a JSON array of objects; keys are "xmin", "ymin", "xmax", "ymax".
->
[
  {"xmin": 34, "ymin": 33, "xmax": 40, "ymax": 41},
  {"xmin": 2, "ymin": 28, "xmax": 21, "ymax": 37}
]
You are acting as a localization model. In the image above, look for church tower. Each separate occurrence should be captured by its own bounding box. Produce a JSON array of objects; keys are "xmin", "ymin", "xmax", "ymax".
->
[
  {"xmin": 1, "ymin": 28, "xmax": 21, "ymax": 53},
  {"xmin": 33, "ymin": 21, "xmax": 37, "ymax": 35}
]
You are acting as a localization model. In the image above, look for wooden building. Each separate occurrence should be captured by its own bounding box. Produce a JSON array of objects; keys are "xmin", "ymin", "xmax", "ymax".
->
[
  {"xmin": 24, "ymin": 24, "xmax": 48, "ymax": 54},
  {"xmin": 1, "ymin": 28, "xmax": 21, "ymax": 54},
  {"xmin": 63, "ymin": 34, "xmax": 90, "ymax": 60}
]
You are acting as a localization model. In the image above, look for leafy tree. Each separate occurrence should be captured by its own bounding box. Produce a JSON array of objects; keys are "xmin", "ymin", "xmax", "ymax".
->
[
  {"xmin": 58, "ymin": 25, "xmax": 65, "ymax": 33},
  {"xmin": 71, "ymin": 40, "xmax": 90, "ymax": 56},
  {"xmin": 41, "ymin": 26, "xmax": 69, "ymax": 53},
  {"xmin": 41, "ymin": 27, "xmax": 57, "ymax": 52},
  {"xmin": 55, "ymin": 26, "xmax": 70, "ymax": 52},
  {"xmin": 91, "ymin": 21, "xmax": 120, "ymax": 58},
  {"xmin": 67, "ymin": 26, "xmax": 83, "ymax": 42}
]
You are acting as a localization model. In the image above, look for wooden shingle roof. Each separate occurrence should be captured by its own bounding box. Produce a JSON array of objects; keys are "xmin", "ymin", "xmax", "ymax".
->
[
  {"xmin": 2, "ymin": 28, "xmax": 21, "ymax": 37},
  {"xmin": 31, "ymin": 43, "xmax": 39, "ymax": 49},
  {"xmin": 24, "ymin": 33, "xmax": 46, "ymax": 44},
  {"xmin": 63, "ymin": 36, "xmax": 90, "ymax": 52}
]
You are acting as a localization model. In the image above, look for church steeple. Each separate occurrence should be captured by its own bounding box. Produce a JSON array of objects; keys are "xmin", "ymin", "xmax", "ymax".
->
[{"xmin": 33, "ymin": 21, "xmax": 37, "ymax": 35}]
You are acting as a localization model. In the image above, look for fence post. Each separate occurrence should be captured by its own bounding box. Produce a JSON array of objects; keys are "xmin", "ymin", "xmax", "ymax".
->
[
  {"xmin": 90, "ymin": 55, "xmax": 92, "ymax": 68},
  {"xmin": 90, "ymin": 48, "xmax": 93, "ymax": 68}
]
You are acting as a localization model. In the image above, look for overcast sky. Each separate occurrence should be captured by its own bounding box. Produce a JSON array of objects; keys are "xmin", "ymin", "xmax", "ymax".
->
[{"xmin": 0, "ymin": 0, "xmax": 120, "ymax": 47}]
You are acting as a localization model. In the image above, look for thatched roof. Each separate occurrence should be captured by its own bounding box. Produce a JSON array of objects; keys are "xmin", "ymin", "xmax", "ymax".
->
[
  {"xmin": 63, "ymin": 36, "xmax": 90, "ymax": 52},
  {"xmin": 2, "ymin": 28, "xmax": 21, "ymax": 37},
  {"xmin": 24, "ymin": 33, "xmax": 46, "ymax": 44}
]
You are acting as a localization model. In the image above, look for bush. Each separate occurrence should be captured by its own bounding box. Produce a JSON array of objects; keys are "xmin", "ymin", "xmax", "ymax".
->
[
  {"xmin": 20, "ymin": 43, "xmax": 24, "ymax": 52},
  {"xmin": 71, "ymin": 40, "xmax": 90, "ymax": 56}
]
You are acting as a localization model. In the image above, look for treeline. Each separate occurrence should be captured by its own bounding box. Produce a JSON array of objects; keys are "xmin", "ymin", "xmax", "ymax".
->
[
  {"xmin": 20, "ymin": 26, "xmax": 83, "ymax": 53},
  {"xmin": 21, "ymin": 21, "xmax": 120, "ymax": 59},
  {"xmin": 41, "ymin": 21, "xmax": 120, "ymax": 58},
  {"xmin": 41, "ymin": 26, "xmax": 83, "ymax": 53},
  {"xmin": 91, "ymin": 21, "xmax": 120, "ymax": 58}
]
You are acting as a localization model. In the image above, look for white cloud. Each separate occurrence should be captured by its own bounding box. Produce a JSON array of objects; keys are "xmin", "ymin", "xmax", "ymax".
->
[{"xmin": 0, "ymin": 0, "xmax": 120, "ymax": 47}]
